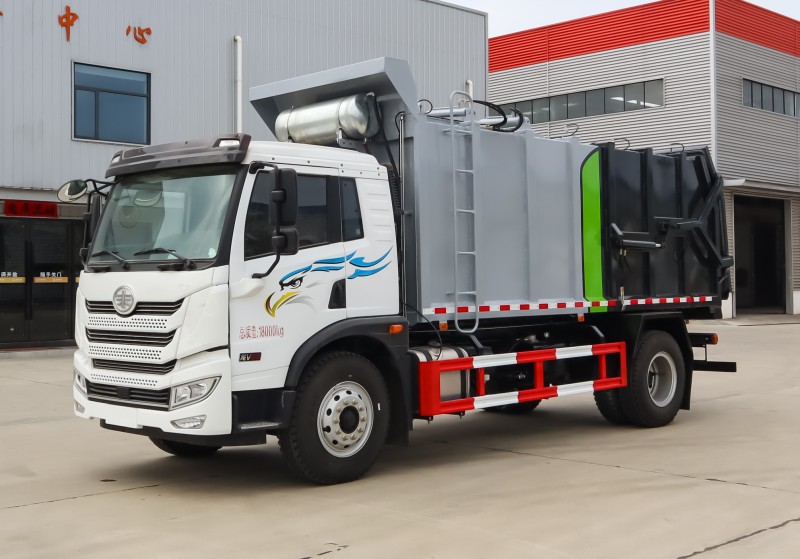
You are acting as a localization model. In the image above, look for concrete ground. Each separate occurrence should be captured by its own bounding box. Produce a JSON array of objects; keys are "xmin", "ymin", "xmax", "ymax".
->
[{"xmin": 1, "ymin": 321, "xmax": 799, "ymax": 558}]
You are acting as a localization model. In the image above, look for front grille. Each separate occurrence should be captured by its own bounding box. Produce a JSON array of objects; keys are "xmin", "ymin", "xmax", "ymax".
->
[
  {"xmin": 86, "ymin": 299, "xmax": 184, "ymax": 316},
  {"xmin": 93, "ymin": 359, "xmax": 176, "ymax": 375},
  {"xmin": 86, "ymin": 380, "xmax": 170, "ymax": 410},
  {"xmin": 85, "ymin": 328, "xmax": 176, "ymax": 346}
]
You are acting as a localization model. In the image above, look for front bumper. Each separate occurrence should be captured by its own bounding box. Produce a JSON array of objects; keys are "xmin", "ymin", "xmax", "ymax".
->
[{"xmin": 73, "ymin": 348, "xmax": 233, "ymax": 436}]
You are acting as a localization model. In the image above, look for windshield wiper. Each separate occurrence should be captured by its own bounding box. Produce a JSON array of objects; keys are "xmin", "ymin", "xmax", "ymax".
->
[
  {"xmin": 133, "ymin": 247, "xmax": 197, "ymax": 270},
  {"xmin": 90, "ymin": 249, "xmax": 131, "ymax": 270}
]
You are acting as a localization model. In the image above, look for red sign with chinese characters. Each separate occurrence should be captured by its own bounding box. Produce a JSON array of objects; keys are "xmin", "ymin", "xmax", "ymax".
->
[{"xmin": 4, "ymin": 200, "xmax": 59, "ymax": 218}]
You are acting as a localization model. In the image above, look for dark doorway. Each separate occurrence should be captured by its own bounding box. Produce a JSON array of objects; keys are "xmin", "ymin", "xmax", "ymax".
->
[
  {"xmin": 0, "ymin": 218, "xmax": 83, "ymax": 347},
  {"xmin": 734, "ymin": 196, "xmax": 786, "ymax": 313}
]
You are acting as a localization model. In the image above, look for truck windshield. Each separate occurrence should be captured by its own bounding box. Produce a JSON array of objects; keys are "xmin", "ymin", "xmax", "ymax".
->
[{"xmin": 89, "ymin": 164, "xmax": 238, "ymax": 268}]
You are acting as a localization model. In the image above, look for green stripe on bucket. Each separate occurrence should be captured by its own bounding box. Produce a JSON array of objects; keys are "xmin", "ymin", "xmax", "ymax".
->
[{"xmin": 580, "ymin": 150, "xmax": 606, "ymax": 313}]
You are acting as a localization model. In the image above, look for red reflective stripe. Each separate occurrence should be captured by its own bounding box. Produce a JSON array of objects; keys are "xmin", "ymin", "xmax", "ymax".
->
[
  {"xmin": 516, "ymin": 347, "xmax": 557, "ymax": 364},
  {"xmin": 500, "ymin": 304, "xmax": 511, "ymax": 311},
  {"xmin": 659, "ymin": 298, "xmax": 667, "ymax": 304},
  {"xmin": 457, "ymin": 306, "xmax": 469, "ymax": 313},
  {"xmin": 539, "ymin": 303, "xmax": 549, "ymax": 309},
  {"xmin": 557, "ymin": 302, "xmax": 567, "ymax": 308},
  {"xmin": 518, "ymin": 386, "xmax": 558, "ymax": 402},
  {"xmin": 575, "ymin": 301, "xmax": 584, "ymax": 307},
  {"xmin": 479, "ymin": 305, "xmax": 491, "ymax": 312},
  {"xmin": 520, "ymin": 304, "xmax": 530, "ymax": 310},
  {"xmin": 687, "ymin": 296, "xmax": 694, "ymax": 302},
  {"xmin": 434, "ymin": 307, "xmax": 447, "ymax": 314},
  {"xmin": 608, "ymin": 300, "xmax": 617, "ymax": 307}
]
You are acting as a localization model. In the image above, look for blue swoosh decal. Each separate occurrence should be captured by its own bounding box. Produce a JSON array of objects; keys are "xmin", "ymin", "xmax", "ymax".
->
[
  {"xmin": 348, "ymin": 262, "xmax": 390, "ymax": 279},
  {"xmin": 350, "ymin": 248, "xmax": 391, "ymax": 268}
]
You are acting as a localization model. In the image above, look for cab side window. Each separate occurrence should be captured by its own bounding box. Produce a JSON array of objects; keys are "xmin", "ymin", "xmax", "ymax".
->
[
  {"xmin": 340, "ymin": 178, "xmax": 363, "ymax": 241},
  {"xmin": 296, "ymin": 175, "xmax": 329, "ymax": 248},
  {"xmin": 244, "ymin": 171, "xmax": 274, "ymax": 260},
  {"xmin": 245, "ymin": 172, "xmax": 339, "ymax": 259}
]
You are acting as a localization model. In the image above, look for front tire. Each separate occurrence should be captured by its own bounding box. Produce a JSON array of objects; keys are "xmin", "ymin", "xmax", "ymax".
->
[
  {"xmin": 619, "ymin": 330, "xmax": 685, "ymax": 427},
  {"xmin": 149, "ymin": 437, "xmax": 221, "ymax": 457},
  {"xmin": 279, "ymin": 351, "xmax": 390, "ymax": 484}
]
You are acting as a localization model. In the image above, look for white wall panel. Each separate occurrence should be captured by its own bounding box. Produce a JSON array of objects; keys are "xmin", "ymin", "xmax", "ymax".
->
[
  {"xmin": 715, "ymin": 33, "xmax": 800, "ymax": 187},
  {"xmin": 489, "ymin": 33, "xmax": 712, "ymax": 151},
  {"xmin": 0, "ymin": 0, "xmax": 486, "ymax": 191}
]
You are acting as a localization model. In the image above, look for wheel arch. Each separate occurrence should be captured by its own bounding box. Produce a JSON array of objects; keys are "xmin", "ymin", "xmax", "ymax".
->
[
  {"xmin": 286, "ymin": 317, "xmax": 412, "ymax": 445},
  {"xmin": 588, "ymin": 312, "xmax": 693, "ymax": 409}
]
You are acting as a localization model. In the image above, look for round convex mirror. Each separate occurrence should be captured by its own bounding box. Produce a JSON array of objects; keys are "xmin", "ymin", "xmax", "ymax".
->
[{"xmin": 57, "ymin": 180, "xmax": 88, "ymax": 202}]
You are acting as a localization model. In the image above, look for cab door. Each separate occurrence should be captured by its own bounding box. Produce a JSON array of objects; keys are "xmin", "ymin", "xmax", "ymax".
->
[{"xmin": 228, "ymin": 167, "xmax": 346, "ymax": 390}]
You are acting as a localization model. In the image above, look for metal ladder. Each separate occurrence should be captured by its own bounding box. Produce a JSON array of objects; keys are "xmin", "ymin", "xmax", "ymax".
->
[{"xmin": 446, "ymin": 91, "xmax": 479, "ymax": 333}]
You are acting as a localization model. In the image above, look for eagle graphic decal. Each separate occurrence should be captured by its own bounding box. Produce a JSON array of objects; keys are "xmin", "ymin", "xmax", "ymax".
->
[{"xmin": 264, "ymin": 249, "xmax": 391, "ymax": 317}]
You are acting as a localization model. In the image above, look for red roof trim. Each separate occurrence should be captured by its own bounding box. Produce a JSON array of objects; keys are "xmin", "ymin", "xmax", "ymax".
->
[
  {"xmin": 490, "ymin": 0, "xmax": 710, "ymax": 73},
  {"xmin": 716, "ymin": 0, "xmax": 800, "ymax": 58}
]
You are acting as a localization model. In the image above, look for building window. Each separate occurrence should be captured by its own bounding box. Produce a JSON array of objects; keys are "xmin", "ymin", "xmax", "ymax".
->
[
  {"xmin": 744, "ymin": 79, "xmax": 800, "ymax": 119},
  {"xmin": 550, "ymin": 95, "xmax": 568, "ymax": 121},
  {"xmin": 74, "ymin": 63, "xmax": 150, "ymax": 144},
  {"xmin": 586, "ymin": 89, "xmax": 605, "ymax": 116},
  {"xmin": 568, "ymin": 92, "xmax": 586, "ymax": 118},
  {"xmin": 644, "ymin": 80, "xmax": 664, "ymax": 107},
  {"xmin": 496, "ymin": 79, "xmax": 664, "ymax": 124},
  {"xmin": 624, "ymin": 82, "xmax": 645, "ymax": 111},
  {"xmin": 531, "ymin": 98, "xmax": 550, "ymax": 123}
]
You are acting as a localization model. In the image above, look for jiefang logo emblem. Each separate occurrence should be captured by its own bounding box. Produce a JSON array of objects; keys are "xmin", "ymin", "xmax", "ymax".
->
[
  {"xmin": 264, "ymin": 249, "xmax": 391, "ymax": 317},
  {"xmin": 113, "ymin": 285, "xmax": 136, "ymax": 315}
]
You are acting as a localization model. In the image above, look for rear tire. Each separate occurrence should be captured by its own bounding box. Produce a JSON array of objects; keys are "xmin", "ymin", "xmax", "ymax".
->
[
  {"xmin": 594, "ymin": 390, "xmax": 629, "ymax": 425},
  {"xmin": 619, "ymin": 330, "xmax": 685, "ymax": 427},
  {"xmin": 149, "ymin": 437, "xmax": 221, "ymax": 457},
  {"xmin": 278, "ymin": 351, "xmax": 390, "ymax": 485}
]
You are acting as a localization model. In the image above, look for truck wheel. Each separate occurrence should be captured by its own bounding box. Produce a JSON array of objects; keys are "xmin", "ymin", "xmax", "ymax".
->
[
  {"xmin": 149, "ymin": 437, "xmax": 221, "ymax": 457},
  {"xmin": 619, "ymin": 330, "xmax": 685, "ymax": 427},
  {"xmin": 278, "ymin": 351, "xmax": 390, "ymax": 484},
  {"xmin": 594, "ymin": 390, "xmax": 629, "ymax": 425}
]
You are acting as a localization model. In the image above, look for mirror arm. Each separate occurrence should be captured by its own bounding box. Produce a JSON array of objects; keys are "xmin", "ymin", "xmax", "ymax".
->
[{"xmin": 252, "ymin": 187, "xmax": 286, "ymax": 280}]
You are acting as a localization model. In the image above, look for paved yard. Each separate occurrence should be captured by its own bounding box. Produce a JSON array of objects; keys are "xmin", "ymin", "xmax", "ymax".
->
[{"xmin": 1, "ymin": 320, "xmax": 799, "ymax": 558}]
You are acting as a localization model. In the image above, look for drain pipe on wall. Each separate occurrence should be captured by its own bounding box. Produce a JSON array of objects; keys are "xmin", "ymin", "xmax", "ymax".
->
[{"xmin": 234, "ymin": 35, "xmax": 243, "ymax": 133}]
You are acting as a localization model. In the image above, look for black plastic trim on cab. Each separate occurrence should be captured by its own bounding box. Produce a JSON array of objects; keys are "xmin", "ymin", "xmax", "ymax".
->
[{"xmin": 105, "ymin": 134, "xmax": 251, "ymax": 177}]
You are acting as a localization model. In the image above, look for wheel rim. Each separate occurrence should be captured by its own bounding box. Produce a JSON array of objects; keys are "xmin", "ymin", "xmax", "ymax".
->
[
  {"xmin": 647, "ymin": 351, "xmax": 677, "ymax": 407},
  {"xmin": 317, "ymin": 381, "xmax": 374, "ymax": 458}
]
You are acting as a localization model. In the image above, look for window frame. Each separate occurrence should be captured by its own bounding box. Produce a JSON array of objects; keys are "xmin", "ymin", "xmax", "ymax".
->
[
  {"xmin": 244, "ymin": 172, "xmax": 355, "ymax": 261},
  {"xmin": 72, "ymin": 62, "xmax": 151, "ymax": 146}
]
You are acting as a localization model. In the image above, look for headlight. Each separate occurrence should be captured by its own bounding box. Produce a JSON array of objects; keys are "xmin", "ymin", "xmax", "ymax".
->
[
  {"xmin": 74, "ymin": 369, "xmax": 87, "ymax": 395},
  {"xmin": 170, "ymin": 377, "xmax": 219, "ymax": 410}
]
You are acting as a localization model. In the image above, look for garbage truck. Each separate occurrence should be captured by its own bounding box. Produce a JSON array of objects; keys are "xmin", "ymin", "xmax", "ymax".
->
[{"xmin": 65, "ymin": 58, "xmax": 735, "ymax": 484}]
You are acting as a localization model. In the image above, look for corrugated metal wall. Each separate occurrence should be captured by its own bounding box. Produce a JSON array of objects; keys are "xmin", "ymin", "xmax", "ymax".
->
[
  {"xmin": 0, "ymin": 0, "xmax": 486, "ymax": 191},
  {"xmin": 714, "ymin": 33, "xmax": 800, "ymax": 186},
  {"xmin": 489, "ymin": 0, "xmax": 708, "ymax": 73},
  {"xmin": 489, "ymin": 33, "xmax": 712, "ymax": 150}
]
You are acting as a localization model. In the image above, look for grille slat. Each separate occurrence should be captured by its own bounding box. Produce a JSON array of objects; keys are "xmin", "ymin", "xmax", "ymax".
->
[
  {"xmin": 93, "ymin": 359, "xmax": 176, "ymax": 375},
  {"xmin": 86, "ymin": 380, "xmax": 170, "ymax": 409},
  {"xmin": 86, "ymin": 299, "xmax": 184, "ymax": 316},
  {"xmin": 86, "ymin": 329, "xmax": 176, "ymax": 347}
]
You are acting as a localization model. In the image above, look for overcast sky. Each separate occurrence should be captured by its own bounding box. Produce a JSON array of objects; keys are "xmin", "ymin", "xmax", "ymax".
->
[{"xmin": 452, "ymin": 0, "xmax": 800, "ymax": 37}]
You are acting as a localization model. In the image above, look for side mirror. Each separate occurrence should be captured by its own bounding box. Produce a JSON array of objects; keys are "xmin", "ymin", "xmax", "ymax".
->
[
  {"xmin": 273, "ymin": 228, "xmax": 299, "ymax": 256},
  {"xmin": 274, "ymin": 168, "xmax": 297, "ymax": 226},
  {"xmin": 57, "ymin": 180, "xmax": 88, "ymax": 202}
]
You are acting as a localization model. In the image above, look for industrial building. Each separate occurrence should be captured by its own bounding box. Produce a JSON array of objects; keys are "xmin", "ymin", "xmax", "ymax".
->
[
  {"xmin": 0, "ymin": 0, "xmax": 487, "ymax": 347},
  {"xmin": 489, "ymin": 0, "xmax": 800, "ymax": 317}
]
